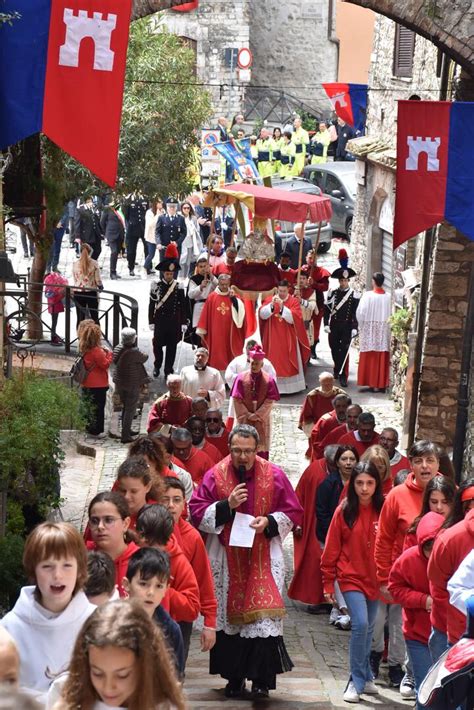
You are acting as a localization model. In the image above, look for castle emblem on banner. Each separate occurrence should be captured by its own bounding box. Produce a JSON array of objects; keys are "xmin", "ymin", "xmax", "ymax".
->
[{"xmin": 59, "ymin": 8, "xmax": 117, "ymax": 71}]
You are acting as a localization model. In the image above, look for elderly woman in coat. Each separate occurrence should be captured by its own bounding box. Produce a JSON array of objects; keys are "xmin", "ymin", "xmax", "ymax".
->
[{"xmin": 112, "ymin": 328, "xmax": 149, "ymax": 443}]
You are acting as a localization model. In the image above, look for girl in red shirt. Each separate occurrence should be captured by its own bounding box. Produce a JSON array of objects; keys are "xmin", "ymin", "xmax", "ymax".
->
[
  {"xmin": 404, "ymin": 475, "xmax": 456, "ymax": 549},
  {"xmin": 321, "ymin": 462, "xmax": 384, "ymax": 704},
  {"xmin": 113, "ymin": 456, "xmax": 164, "ymax": 531},
  {"xmin": 361, "ymin": 444, "xmax": 393, "ymax": 497},
  {"xmin": 86, "ymin": 491, "xmax": 139, "ymax": 598}
]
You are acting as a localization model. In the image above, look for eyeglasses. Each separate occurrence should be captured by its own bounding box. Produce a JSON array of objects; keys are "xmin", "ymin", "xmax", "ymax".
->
[
  {"xmin": 162, "ymin": 496, "xmax": 185, "ymax": 505},
  {"xmin": 230, "ymin": 447, "xmax": 257, "ymax": 456},
  {"xmin": 206, "ymin": 417, "xmax": 221, "ymax": 423},
  {"xmin": 380, "ymin": 436, "xmax": 397, "ymax": 443},
  {"xmin": 89, "ymin": 516, "xmax": 121, "ymax": 529},
  {"xmin": 182, "ymin": 206, "xmax": 190, "ymax": 210}
]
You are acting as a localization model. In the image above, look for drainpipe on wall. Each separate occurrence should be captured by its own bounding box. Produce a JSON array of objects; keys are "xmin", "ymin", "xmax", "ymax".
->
[{"xmin": 452, "ymin": 262, "xmax": 474, "ymax": 483}]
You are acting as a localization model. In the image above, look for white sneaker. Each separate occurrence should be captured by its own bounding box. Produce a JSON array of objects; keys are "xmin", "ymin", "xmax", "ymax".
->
[
  {"xmin": 400, "ymin": 673, "xmax": 416, "ymax": 699},
  {"xmin": 343, "ymin": 681, "xmax": 360, "ymax": 703},
  {"xmin": 363, "ymin": 680, "xmax": 379, "ymax": 695},
  {"xmin": 335, "ymin": 614, "xmax": 351, "ymax": 630},
  {"xmin": 329, "ymin": 608, "xmax": 340, "ymax": 625}
]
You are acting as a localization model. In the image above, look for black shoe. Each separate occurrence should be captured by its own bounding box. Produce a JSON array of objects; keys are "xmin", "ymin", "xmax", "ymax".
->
[
  {"xmin": 130, "ymin": 429, "xmax": 140, "ymax": 436},
  {"xmin": 339, "ymin": 374, "xmax": 348, "ymax": 387},
  {"xmin": 121, "ymin": 436, "xmax": 138, "ymax": 444},
  {"xmin": 224, "ymin": 679, "xmax": 245, "ymax": 698},
  {"xmin": 129, "ymin": 270, "xmax": 135, "ymax": 277},
  {"xmin": 333, "ymin": 370, "xmax": 339, "ymax": 379},
  {"xmin": 251, "ymin": 682, "xmax": 269, "ymax": 699},
  {"xmin": 307, "ymin": 603, "xmax": 332, "ymax": 615},
  {"xmin": 111, "ymin": 272, "xmax": 121, "ymax": 280},
  {"xmin": 388, "ymin": 663, "xmax": 404, "ymax": 687},
  {"xmin": 153, "ymin": 368, "xmax": 160, "ymax": 378},
  {"xmin": 370, "ymin": 650, "xmax": 382, "ymax": 679}
]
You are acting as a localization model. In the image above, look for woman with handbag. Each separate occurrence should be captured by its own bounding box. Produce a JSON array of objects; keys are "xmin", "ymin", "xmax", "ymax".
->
[{"xmin": 112, "ymin": 327, "xmax": 149, "ymax": 443}]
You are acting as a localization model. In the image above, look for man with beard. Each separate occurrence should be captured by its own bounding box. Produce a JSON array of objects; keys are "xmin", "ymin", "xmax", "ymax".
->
[
  {"xmin": 148, "ymin": 243, "xmax": 187, "ymax": 378},
  {"xmin": 189, "ymin": 424, "xmax": 303, "ymax": 700},
  {"xmin": 180, "ymin": 347, "xmax": 225, "ymax": 409},
  {"xmin": 338, "ymin": 411, "xmax": 380, "ymax": 457},
  {"xmin": 196, "ymin": 273, "xmax": 246, "ymax": 371},
  {"xmin": 205, "ymin": 409, "xmax": 230, "ymax": 459},
  {"xmin": 171, "ymin": 427, "xmax": 214, "ymax": 487},
  {"xmin": 379, "ymin": 427, "xmax": 410, "ymax": 478}
]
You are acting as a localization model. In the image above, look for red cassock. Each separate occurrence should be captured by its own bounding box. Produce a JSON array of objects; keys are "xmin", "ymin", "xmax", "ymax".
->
[
  {"xmin": 196, "ymin": 291, "xmax": 246, "ymax": 370},
  {"xmin": 175, "ymin": 446, "xmax": 214, "ymax": 487},
  {"xmin": 288, "ymin": 458, "xmax": 327, "ymax": 605},
  {"xmin": 205, "ymin": 428, "xmax": 230, "ymax": 459},
  {"xmin": 313, "ymin": 422, "xmax": 350, "ymax": 460},
  {"xmin": 259, "ymin": 294, "xmax": 310, "ymax": 377},
  {"xmin": 200, "ymin": 439, "xmax": 222, "ymax": 464},
  {"xmin": 309, "ymin": 410, "xmax": 340, "ymax": 460},
  {"xmin": 338, "ymin": 430, "xmax": 380, "ymax": 458}
]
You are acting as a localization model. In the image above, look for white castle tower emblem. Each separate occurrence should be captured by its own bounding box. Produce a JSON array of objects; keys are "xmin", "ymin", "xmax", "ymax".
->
[
  {"xmin": 329, "ymin": 92, "xmax": 348, "ymax": 110},
  {"xmin": 59, "ymin": 8, "xmax": 117, "ymax": 71},
  {"xmin": 406, "ymin": 136, "xmax": 441, "ymax": 172}
]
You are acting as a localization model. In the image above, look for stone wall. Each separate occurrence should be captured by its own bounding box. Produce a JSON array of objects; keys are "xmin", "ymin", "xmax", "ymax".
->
[
  {"xmin": 415, "ymin": 226, "xmax": 474, "ymax": 450},
  {"xmin": 367, "ymin": 15, "xmax": 440, "ymax": 144},
  {"xmin": 249, "ymin": 0, "xmax": 338, "ymax": 116},
  {"xmin": 160, "ymin": 1, "xmax": 250, "ymax": 121},
  {"xmin": 463, "ymin": 346, "xmax": 474, "ymax": 478}
]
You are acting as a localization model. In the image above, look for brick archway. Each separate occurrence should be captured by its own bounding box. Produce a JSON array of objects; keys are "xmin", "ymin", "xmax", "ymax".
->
[{"xmin": 343, "ymin": 0, "xmax": 474, "ymax": 75}]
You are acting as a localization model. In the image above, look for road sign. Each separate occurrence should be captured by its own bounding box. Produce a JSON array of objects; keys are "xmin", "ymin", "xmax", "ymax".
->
[
  {"xmin": 201, "ymin": 129, "xmax": 220, "ymax": 160},
  {"xmin": 237, "ymin": 48, "xmax": 253, "ymax": 70}
]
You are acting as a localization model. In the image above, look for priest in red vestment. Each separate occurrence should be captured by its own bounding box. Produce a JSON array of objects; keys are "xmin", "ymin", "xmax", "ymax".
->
[
  {"xmin": 312, "ymin": 404, "xmax": 362, "ymax": 461},
  {"xmin": 308, "ymin": 393, "xmax": 352, "ymax": 459},
  {"xmin": 298, "ymin": 372, "xmax": 346, "ymax": 436},
  {"xmin": 231, "ymin": 344, "xmax": 280, "ymax": 459},
  {"xmin": 259, "ymin": 280, "xmax": 310, "ymax": 394},
  {"xmin": 147, "ymin": 374, "xmax": 193, "ymax": 433},
  {"xmin": 288, "ymin": 446, "xmax": 339, "ymax": 611},
  {"xmin": 338, "ymin": 411, "xmax": 380, "ymax": 458},
  {"xmin": 196, "ymin": 273, "xmax": 246, "ymax": 371},
  {"xmin": 357, "ymin": 272, "xmax": 392, "ymax": 391}
]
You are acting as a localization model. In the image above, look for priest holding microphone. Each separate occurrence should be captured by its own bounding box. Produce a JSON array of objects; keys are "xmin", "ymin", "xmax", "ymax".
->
[{"xmin": 189, "ymin": 424, "xmax": 303, "ymax": 701}]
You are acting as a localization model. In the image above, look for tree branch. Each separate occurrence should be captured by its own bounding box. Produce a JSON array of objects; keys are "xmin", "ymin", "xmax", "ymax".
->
[{"xmin": 131, "ymin": 0, "xmax": 190, "ymax": 21}]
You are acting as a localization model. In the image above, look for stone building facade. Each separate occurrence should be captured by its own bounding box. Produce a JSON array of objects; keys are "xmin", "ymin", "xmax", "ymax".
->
[
  {"xmin": 160, "ymin": 0, "xmax": 338, "ymax": 123},
  {"xmin": 160, "ymin": 1, "xmax": 250, "ymax": 120}
]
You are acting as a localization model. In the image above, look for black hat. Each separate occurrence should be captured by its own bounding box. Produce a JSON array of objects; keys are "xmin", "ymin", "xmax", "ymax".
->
[
  {"xmin": 331, "ymin": 248, "xmax": 356, "ymax": 279},
  {"xmin": 156, "ymin": 243, "xmax": 180, "ymax": 272},
  {"xmin": 166, "ymin": 197, "xmax": 179, "ymax": 207}
]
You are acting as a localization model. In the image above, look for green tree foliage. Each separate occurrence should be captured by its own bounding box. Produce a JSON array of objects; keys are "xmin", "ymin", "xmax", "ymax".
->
[{"xmin": 65, "ymin": 17, "xmax": 211, "ymax": 199}]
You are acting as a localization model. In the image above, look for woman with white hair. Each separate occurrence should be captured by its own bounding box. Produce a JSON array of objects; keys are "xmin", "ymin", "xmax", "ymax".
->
[{"xmin": 112, "ymin": 327, "xmax": 149, "ymax": 443}]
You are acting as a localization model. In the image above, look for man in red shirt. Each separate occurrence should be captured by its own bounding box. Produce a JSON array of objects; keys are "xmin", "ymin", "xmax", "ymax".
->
[
  {"xmin": 379, "ymin": 427, "xmax": 410, "ymax": 479},
  {"xmin": 338, "ymin": 411, "xmax": 379, "ymax": 457},
  {"xmin": 213, "ymin": 246, "xmax": 237, "ymax": 277},
  {"xmin": 170, "ymin": 428, "xmax": 214, "ymax": 486},
  {"xmin": 307, "ymin": 393, "xmax": 351, "ymax": 458},
  {"xmin": 298, "ymin": 371, "xmax": 346, "ymax": 436},
  {"xmin": 313, "ymin": 403, "xmax": 362, "ymax": 461},
  {"xmin": 147, "ymin": 374, "xmax": 192, "ymax": 434},
  {"xmin": 185, "ymin": 415, "xmax": 222, "ymax": 464}
]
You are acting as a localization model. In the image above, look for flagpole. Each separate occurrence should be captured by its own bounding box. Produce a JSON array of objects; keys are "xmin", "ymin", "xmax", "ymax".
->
[{"xmin": 0, "ymin": 151, "xmax": 11, "ymax": 384}]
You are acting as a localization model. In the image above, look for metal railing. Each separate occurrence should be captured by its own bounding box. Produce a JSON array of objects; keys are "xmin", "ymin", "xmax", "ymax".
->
[{"xmin": 3, "ymin": 278, "xmax": 139, "ymax": 361}]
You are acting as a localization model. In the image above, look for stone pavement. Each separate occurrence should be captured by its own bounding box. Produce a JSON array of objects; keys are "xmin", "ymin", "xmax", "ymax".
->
[{"xmin": 14, "ymin": 231, "xmax": 409, "ymax": 709}]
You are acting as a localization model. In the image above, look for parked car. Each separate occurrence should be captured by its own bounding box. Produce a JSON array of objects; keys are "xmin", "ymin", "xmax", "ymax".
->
[
  {"xmin": 302, "ymin": 162, "xmax": 357, "ymax": 240},
  {"xmin": 271, "ymin": 177, "xmax": 333, "ymax": 255}
]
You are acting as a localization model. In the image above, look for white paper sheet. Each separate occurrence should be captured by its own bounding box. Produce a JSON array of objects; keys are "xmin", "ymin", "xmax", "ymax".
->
[{"xmin": 229, "ymin": 512, "xmax": 256, "ymax": 548}]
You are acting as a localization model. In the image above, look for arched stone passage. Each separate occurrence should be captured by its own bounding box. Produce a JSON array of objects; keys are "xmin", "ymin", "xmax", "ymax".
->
[{"xmin": 343, "ymin": 0, "xmax": 474, "ymax": 75}]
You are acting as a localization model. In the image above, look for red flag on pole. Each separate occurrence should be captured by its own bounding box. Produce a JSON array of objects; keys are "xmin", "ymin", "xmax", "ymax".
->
[
  {"xmin": 394, "ymin": 101, "xmax": 450, "ymax": 249},
  {"xmin": 42, "ymin": 0, "xmax": 132, "ymax": 186}
]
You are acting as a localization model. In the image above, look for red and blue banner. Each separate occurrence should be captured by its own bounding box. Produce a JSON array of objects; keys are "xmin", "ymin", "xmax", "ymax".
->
[
  {"xmin": 322, "ymin": 83, "xmax": 367, "ymax": 134},
  {"xmin": 0, "ymin": 0, "xmax": 132, "ymax": 186},
  {"xmin": 394, "ymin": 101, "xmax": 474, "ymax": 248},
  {"xmin": 215, "ymin": 138, "xmax": 260, "ymax": 182}
]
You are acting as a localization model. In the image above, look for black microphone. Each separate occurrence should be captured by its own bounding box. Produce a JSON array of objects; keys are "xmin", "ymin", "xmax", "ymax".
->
[{"xmin": 238, "ymin": 465, "xmax": 246, "ymax": 484}]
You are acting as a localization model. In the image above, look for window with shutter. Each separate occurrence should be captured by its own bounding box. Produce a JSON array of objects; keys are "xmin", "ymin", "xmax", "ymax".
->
[{"xmin": 393, "ymin": 25, "xmax": 415, "ymax": 78}]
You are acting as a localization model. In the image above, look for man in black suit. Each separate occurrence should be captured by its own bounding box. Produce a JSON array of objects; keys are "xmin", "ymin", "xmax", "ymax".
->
[
  {"xmin": 74, "ymin": 196, "xmax": 103, "ymax": 260},
  {"xmin": 284, "ymin": 223, "xmax": 312, "ymax": 270},
  {"xmin": 100, "ymin": 201, "xmax": 125, "ymax": 279},
  {"xmin": 155, "ymin": 199, "xmax": 186, "ymax": 256},
  {"xmin": 123, "ymin": 193, "xmax": 148, "ymax": 276}
]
